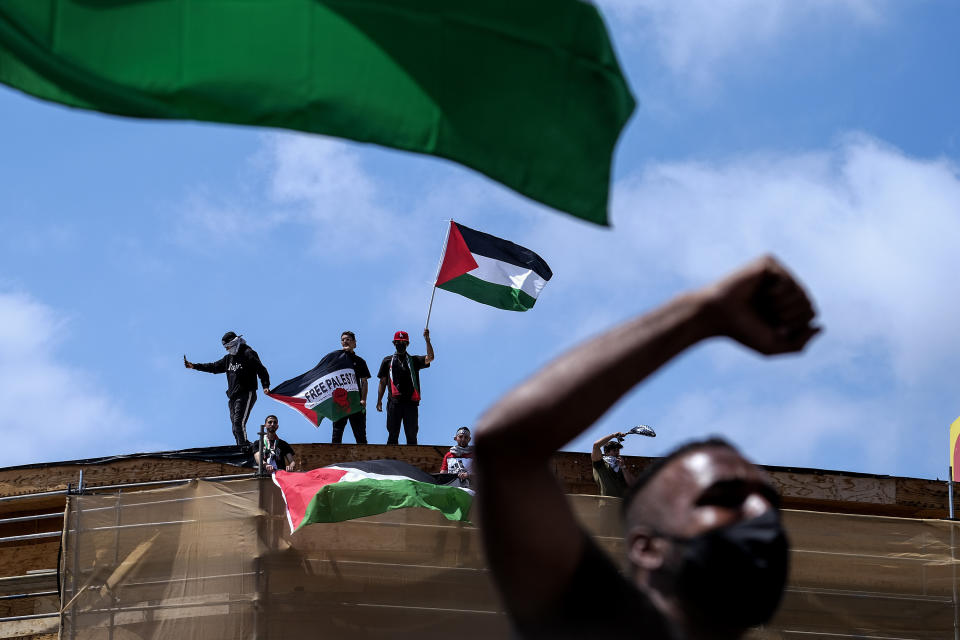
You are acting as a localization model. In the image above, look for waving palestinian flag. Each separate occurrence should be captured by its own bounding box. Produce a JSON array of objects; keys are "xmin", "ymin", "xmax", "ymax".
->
[
  {"xmin": 0, "ymin": 0, "xmax": 634, "ymax": 224},
  {"xmin": 435, "ymin": 221, "xmax": 553, "ymax": 312},
  {"xmin": 272, "ymin": 459, "xmax": 473, "ymax": 533},
  {"xmin": 267, "ymin": 350, "xmax": 362, "ymax": 427}
]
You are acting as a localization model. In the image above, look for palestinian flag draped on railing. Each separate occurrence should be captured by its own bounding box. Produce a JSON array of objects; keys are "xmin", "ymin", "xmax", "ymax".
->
[
  {"xmin": 273, "ymin": 460, "xmax": 473, "ymax": 532},
  {"xmin": 267, "ymin": 351, "xmax": 362, "ymax": 427},
  {"xmin": 0, "ymin": 0, "xmax": 634, "ymax": 224},
  {"xmin": 435, "ymin": 221, "xmax": 553, "ymax": 312}
]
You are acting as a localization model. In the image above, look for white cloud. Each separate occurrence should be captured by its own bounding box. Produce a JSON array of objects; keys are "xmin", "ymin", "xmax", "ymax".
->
[
  {"xmin": 0, "ymin": 292, "xmax": 144, "ymax": 466},
  {"xmin": 532, "ymin": 134, "xmax": 960, "ymax": 475},
  {"xmin": 540, "ymin": 135, "xmax": 960, "ymax": 384},
  {"xmin": 175, "ymin": 188, "xmax": 280, "ymax": 250},
  {"xmin": 655, "ymin": 390, "xmax": 899, "ymax": 472},
  {"xmin": 620, "ymin": 136, "xmax": 960, "ymax": 385},
  {"xmin": 178, "ymin": 133, "xmax": 422, "ymax": 256},
  {"xmin": 266, "ymin": 134, "xmax": 402, "ymax": 253},
  {"xmin": 595, "ymin": 0, "xmax": 885, "ymax": 85}
]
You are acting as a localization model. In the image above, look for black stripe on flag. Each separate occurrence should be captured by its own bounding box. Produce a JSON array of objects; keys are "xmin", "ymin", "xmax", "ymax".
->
[
  {"xmin": 271, "ymin": 350, "xmax": 352, "ymax": 397},
  {"xmin": 326, "ymin": 459, "xmax": 441, "ymax": 484},
  {"xmin": 454, "ymin": 223, "xmax": 553, "ymax": 281}
]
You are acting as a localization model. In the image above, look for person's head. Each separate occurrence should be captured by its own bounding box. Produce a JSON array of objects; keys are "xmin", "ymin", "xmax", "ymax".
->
[
  {"xmin": 603, "ymin": 440, "xmax": 623, "ymax": 457},
  {"xmin": 392, "ymin": 330, "xmax": 409, "ymax": 354},
  {"xmin": 264, "ymin": 415, "xmax": 279, "ymax": 440},
  {"xmin": 341, "ymin": 331, "xmax": 357, "ymax": 352},
  {"xmin": 622, "ymin": 438, "xmax": 788, "ymax": 635},
  {"xmin": 222, "ymin": 331, "xmax": 243, "ymax": 354},
  {"xmin": 454, "ymin": 427, "xmax": 471, "ymax": 447}
]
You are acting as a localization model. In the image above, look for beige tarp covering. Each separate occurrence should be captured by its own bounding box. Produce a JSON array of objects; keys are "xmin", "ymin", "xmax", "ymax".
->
[{"xmin": 60, "ymin": 478, "xmax": 960, "ymax": 639}]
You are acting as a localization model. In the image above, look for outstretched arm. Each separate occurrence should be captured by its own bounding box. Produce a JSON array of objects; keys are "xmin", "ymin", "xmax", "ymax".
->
[
  {"xmin": 188, "ymin": 355, "xmax": 228, "ymax": 374},
  {"xmin": 473, "ymin": 256, "xmax": 818, "ymax": 620}
]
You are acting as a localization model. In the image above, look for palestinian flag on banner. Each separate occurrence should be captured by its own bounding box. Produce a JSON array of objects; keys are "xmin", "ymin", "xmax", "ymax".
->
[
  {"xmin": 0, "ymin": 0, "xmax": 634, "ymax": 224},
  {"xmin": 272, "ymin": 459, "xmax": 473, "ymax": 533},
  {"xmin": 435, "ymin": 221, "xmax": 553, "ymax": 312},
  {"xmin": 267, "ymin": 350, "xmax": 362, "ymax": 427}
]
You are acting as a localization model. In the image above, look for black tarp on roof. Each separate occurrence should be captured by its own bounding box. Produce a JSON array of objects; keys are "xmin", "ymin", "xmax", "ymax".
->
[{"xmin": 2, "ymin": 445, "xmax": 255, "ymax": 472}]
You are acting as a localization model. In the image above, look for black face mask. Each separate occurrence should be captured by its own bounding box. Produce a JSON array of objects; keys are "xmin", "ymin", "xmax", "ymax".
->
[{"xmin": 652, "ymin": 509, "xmax": 789, "ymax": 630}]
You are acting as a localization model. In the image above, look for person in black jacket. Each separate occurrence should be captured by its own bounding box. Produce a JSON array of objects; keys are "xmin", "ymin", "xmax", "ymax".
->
[{"xmin": 184, "ymin": 331, "xmax": 271, "ymax": 448}]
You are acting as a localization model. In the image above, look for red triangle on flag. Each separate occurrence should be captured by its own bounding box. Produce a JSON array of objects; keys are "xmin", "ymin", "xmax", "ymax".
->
[{"xmin": 435, "ymin": 221, "xmax": 479, "ymax": 286}]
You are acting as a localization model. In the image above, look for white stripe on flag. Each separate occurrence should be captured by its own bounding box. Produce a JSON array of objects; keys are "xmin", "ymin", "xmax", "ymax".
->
[{"xmin": 469, "ymin": 253, "xmax": 547, "ymax": 299}]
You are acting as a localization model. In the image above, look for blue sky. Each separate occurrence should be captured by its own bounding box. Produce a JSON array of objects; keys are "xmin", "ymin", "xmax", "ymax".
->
[{"xmin": 1, "ymin": 0, "xmax": 958, "ymax": 480}]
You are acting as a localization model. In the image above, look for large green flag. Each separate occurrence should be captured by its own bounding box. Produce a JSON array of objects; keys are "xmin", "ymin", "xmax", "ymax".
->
[{"xmin": 0, "ymin": 0, "xmax": 635, "ymax": 225}]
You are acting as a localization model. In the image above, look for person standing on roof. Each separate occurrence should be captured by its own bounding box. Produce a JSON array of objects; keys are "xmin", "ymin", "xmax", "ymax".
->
[
  {"xmin": 591, "ymin": 432, "xmax": 636, "ymax": 498},
  {"xmin": 184, "ymin": 331, "xmax": 271, "ymax": 448},
  {"xmin": 331, "ymin": 330, "xmax": 371, "ymax": 444},
  {"xmin": 376, "ymin": 329, "xmax": 434, "ymax": 445}
]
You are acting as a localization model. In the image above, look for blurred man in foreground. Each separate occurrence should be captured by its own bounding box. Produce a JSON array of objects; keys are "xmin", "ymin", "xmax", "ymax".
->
[{"xmin": 474, "ymin": 256, "xmax": 818, "ymax": 639}]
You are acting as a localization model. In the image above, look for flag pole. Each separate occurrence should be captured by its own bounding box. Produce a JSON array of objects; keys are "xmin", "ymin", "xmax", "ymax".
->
[
  {"xmin": 425, "ymin": 220, "xmax": 453, "ymax": 330},
  {"xmin": 950, "ymin": 465, "xmax": 956, "ymax": 520}
]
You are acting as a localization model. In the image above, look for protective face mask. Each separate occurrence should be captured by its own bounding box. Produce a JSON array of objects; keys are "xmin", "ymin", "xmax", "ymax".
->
[
  {"xmin": 655, "ymin": 509, "xmax": 789, "ymax": 629},
  {"xmin": 224, "ymin": 336, "xmax": 244, "ymax": 355},
  {"xmin": 602, "ymin": 455, "xmax": 621, "ymax": 472}
]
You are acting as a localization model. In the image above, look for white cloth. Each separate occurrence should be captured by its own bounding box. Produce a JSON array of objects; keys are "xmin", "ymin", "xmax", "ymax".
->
[{"xmin": 225, "ymin": 336, "xmax": 246, "ymax": 355}]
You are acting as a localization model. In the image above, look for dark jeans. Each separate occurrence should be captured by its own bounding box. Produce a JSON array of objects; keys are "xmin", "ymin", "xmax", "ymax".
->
[
  {"xmin": 385, "ymin": 399, "xmax": 419, "ymax": 445},
  {"xmin": 332, "ymin": 410, "xmax": 368, "ymax": 444},
  {"xmin": 228, "ymin": 391, "xmax": 256, "ymax": 447}
]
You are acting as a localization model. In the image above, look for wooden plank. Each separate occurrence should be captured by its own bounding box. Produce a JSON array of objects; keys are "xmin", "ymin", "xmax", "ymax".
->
[
  {"xmin": 0, "ymin": 596, "xmax": 58, "ymax": 621},
  {"xmin": 0, "ymin": 540, "xmax": 59, "ymax": 581},
  {"xmin": 0, "ymin": 458, "xmax": 239, "ymax": 498},
  {"xmin": 0, "ymin": 499, "xmax": 66, "ymax": 521},
  {"xmin": 0, "ymin": 617, "xmax": 58, "ymax": 639}
]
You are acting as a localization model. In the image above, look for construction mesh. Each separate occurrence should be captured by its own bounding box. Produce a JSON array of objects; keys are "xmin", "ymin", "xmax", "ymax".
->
[{"xmin": 59, "ymin": 478, "xmax": 960, "ymax": 639}]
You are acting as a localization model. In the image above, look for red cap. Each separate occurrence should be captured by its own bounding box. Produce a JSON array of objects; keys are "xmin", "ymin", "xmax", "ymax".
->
[{"xmin": 393, "ymin": 331, "xmax": 410, "ymax": 342}]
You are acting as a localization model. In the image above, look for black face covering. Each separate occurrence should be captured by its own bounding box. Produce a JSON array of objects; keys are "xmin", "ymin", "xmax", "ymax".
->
[{"xmin": 653, "ymin": 509, "xmax": 789, "ymax": 630}]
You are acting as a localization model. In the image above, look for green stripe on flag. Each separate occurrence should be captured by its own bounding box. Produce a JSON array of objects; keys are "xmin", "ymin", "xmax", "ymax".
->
[
  {"xmin": 311, "ymin": 391, "xmax": 363, "ymax": 424},
  {"xmin": 0, "ymin": 0, "xmax": 634, "ymax": 224},
  {"xmin": 438, "ymin": 273, "xmax": 539, "ymax": 312},
  {"xmin": 298, "ymin": 478, "xmax": 472, "ymax": 529}
]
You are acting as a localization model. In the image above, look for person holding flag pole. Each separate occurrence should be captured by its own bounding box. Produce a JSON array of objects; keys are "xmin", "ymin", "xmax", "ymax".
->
[{"xmin": 376, "ymin": 329, "xmax": 434, "ymax": 445}]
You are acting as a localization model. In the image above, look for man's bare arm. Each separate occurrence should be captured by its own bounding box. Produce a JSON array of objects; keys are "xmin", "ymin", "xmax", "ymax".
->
[
  {"xmin": 592, "ymin": 431, "xmax": 626, "ymax": 462},
  {"xmin": 376, "ymin": 378, "xmax": 386, "ymax": 412},
  {"xmin": 423, "ymin": 328, "xmax": 434, "ymax": 364},
  {"xmin": 473, "ymin": 256, "xmax": 818, "ymax": 619}
]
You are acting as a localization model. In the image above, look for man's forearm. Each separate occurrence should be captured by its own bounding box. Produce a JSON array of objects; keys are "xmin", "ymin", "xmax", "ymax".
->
[
  {"xmin": 377, "ymin": 379, "xmax": 386, "ymax": 403},
  {"xmin": 361, "ymin": 379, "xmax": 368, "ymax": 402},
  {"xmin": 591, "ymin": 431, "xmax": 624, "ymax": 461},
  {"xmin": 425, "ymin": 339, "xmax": 434, "ymax": 364},
  {"xmin": 476, "ymin": 292, "xmax": 716, "ymax": 460}
]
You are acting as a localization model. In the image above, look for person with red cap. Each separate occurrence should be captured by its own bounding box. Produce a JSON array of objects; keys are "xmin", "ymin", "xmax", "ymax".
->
[{"xmin": 376, "ymin": 328, "xmax": 434, "ymax": 444}]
